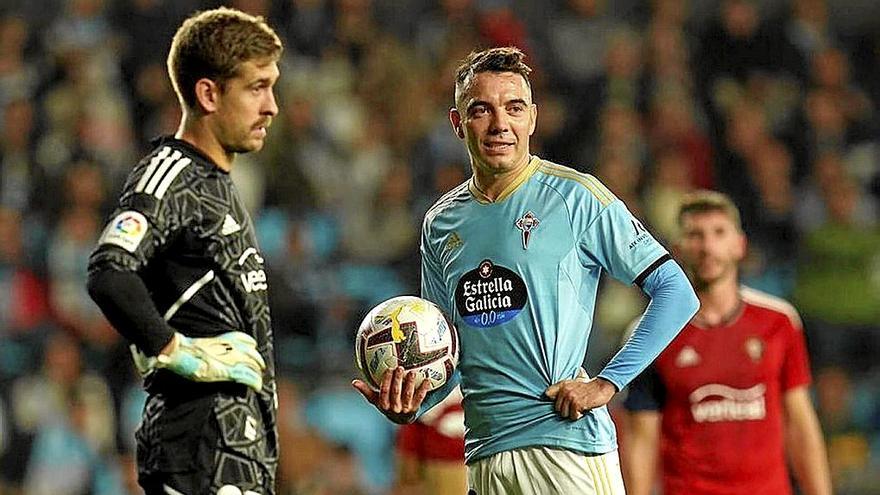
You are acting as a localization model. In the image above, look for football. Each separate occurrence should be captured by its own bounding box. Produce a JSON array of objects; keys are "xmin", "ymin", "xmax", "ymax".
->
[{"xmin": 355, "ymin": 296, "xmax": 459, "ymax": 391}]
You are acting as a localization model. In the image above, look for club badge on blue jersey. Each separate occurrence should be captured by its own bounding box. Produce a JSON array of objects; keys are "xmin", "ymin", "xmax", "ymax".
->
[
  {"xmin": 514, "ymin": 211, "xmax": 540, "ymax": 249},
  {"xmin": 455, "ymin": 259, "xmax": 527, "ymax": 328}
]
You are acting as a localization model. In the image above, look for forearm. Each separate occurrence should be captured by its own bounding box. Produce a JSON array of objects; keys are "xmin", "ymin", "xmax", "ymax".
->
[
  {"xmin": 622, "ymin": 411, "xmax": 661, "ymax": 495},
  {"xmin": 598, "ymin": 260, "xmax": 699, "ymax": 389},
  {"xmin": 623, "ymin": 446, "xmax": 658, "ymax": 495},
  {"xmin": 786, "ymin": 394, "xmax": 833, "ymax": 495},
  {"xmin": 790, "ymin": 448, "xmax": 832, "ymax": 495},
  {"xmin": 87, "ymin": 267, "xmax": 175, "ymax": 356}
]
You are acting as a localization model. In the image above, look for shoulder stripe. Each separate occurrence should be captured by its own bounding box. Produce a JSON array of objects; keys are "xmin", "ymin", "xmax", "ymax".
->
[
  {"xmin": 143, "ymin": 150, "xmax": 183, "ymax": 195},
  {"xmin": 740, "ymin": 287, "xmax": 803, "ymax": 329},
  {"xmin": 154, "ymin": 158, "xmax": 192, "ymax": 199},
  {"xmin": 426, "ymin": 182, "xmax": 469, "ymax": 218},
  {"xmin": 436, "ymin": 181, "xmax": 469, "ymax": 204},
  {"xmin": 584, "ymin": 174, "xmax": 616, "ymax": 204},
  {"xmin": 538, "ymin": 163, "xmax": 615, "ymax": 205},
  {"xmin": 135, "ymin": 150, "xmax": 182, "ymax": 194},
  {"xmin": 135, "ymin": 146, "xmax": 171, "ymax": 192}
]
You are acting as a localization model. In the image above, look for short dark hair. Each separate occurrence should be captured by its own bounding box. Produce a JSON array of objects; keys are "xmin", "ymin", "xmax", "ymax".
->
[
  {"xmin": 454, "ymin": 47, "xmax": 533, "ymax": 108},
  {"xmin": 678, "ymin": 190, "xmax": 743, "ymax": 232},
  {"xmin": 167, "ymin": 7, "xmax": 283, "ymax": 109}
]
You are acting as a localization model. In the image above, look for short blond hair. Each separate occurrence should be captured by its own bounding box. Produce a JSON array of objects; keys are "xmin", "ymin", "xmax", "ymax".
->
[
  {"xmin": 167, "ymin": 7, "xmax": 283, "ymax": 109},
  {"xmin": 677, "ymin": 190, "xmax": 743, "ymax": 231}
]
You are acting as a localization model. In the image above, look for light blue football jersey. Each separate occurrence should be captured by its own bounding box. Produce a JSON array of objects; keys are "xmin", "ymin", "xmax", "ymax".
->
[{"xmin": 419, "ymin": 156, "xmax": 669, "ymax": 463}]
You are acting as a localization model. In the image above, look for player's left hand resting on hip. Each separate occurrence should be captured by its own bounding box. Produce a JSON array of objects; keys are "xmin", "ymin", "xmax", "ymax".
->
[
  {"xmin": 153, "ymin": 331, "xmax": 266, "ymax": 391},
  {"xmin": 545, "ymin": 369, "xmax": 617, "ymax": 420},
  {"xmin": 352, "ymin": 366, "xmax": 431, "ymax": 424}
]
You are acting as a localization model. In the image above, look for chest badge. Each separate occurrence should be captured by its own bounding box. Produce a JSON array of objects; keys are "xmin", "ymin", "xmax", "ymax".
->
[
  {"xmin": 514, "ymin": 211, "xmax": 540, "ymax": 250},
  {"xmin": 744, "ymin": 336, "xmax": 764, "ymax": 362},
  {"xmin": 675, "ymin": 345, "xmax": 701, "ymax": 367}
]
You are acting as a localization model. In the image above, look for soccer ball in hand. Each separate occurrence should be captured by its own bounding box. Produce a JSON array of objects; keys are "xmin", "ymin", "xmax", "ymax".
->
[{"xmin": 355, "ymin": 296, "xmax": 459, "ymax": 391}]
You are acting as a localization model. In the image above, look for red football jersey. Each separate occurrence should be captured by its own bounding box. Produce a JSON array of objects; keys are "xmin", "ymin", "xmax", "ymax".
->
[
  {"xmin": 632, "ymin": 287, "xmax": 812, "ymax": 495},
  {"xmin": 396, "ymin": 387, "xmax": 465, "ymax": 461}
]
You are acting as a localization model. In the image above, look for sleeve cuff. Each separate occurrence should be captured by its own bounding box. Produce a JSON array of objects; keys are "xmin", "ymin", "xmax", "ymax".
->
[{"xmin": 633, "ymin": 254, "xmax": 672, "ymax": 288}]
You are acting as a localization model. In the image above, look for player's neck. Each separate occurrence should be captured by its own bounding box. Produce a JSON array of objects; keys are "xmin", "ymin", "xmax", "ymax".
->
[
  {"xmin": 176, "ymin": 116, "xmax": 234, "ymax": 172},
  {"xmin": 694, "ymin": 276, "xmax": 741, "ymax": 327},
  {"xmin": 471, "ymin": 155, "xmax": 530, "ymax": 201}
]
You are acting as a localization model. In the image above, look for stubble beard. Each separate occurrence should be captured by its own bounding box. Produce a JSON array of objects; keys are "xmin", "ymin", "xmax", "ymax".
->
[{"xmin": 691, "ymin": 260, "xmax": 736, "ymax": 293}]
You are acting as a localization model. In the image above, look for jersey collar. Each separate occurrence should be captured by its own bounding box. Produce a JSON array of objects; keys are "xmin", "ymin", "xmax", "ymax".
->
[
  {"xmin": 151, "ymin": 135, "xmax": 229, "ymax": 175},
  {"xmin": 468, "ymin": 155, "xmax": 541, "ymax": 204},
  {"xmin": 691, "ymin": 296, "xmax": 745, "ymax": 329}
]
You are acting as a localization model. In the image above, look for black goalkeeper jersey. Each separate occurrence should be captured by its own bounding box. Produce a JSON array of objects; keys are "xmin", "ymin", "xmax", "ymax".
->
[{"xmin": 88, "ymin": 135, "xmax": 276, "ymax": 414}]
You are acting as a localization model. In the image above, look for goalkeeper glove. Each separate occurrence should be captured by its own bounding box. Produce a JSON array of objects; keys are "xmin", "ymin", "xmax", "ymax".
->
[{"xmin": 132, "ymin": 331, "xmax": 266, "ymax": 391}]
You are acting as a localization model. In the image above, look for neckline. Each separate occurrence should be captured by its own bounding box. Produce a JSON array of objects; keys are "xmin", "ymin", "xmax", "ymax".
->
[
  {"xmin": 691, "ymin": 297, "xmax": 745, "ymax": 330},
  {"xmin": 468, "ymin": 155, "xmax": 541, "ymax": 204},
  {"xmin": 150, "ymin": 135, "xmax": 229, "ymax": 175}
]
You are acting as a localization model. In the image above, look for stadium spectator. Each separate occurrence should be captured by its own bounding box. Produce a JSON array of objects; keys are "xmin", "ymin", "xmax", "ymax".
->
[
  {"xmin": 23, "ymin": 386, "xmax": 125, "ymax": 495},
  {"xmin": 793, "ymin": 172, "xmax": 880, "ymax": 371}
]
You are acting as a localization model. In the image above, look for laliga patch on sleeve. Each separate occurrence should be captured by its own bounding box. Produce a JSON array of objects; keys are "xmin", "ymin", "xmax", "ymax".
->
[{"xmin": 99, "ymin": 211, "xmax": 149, "ymax": 252}]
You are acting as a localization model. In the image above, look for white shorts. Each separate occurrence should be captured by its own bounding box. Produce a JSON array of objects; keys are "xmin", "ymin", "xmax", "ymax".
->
[{"xmin": 467, "ymin": 447, "xmax": 625, "ymax": 495}]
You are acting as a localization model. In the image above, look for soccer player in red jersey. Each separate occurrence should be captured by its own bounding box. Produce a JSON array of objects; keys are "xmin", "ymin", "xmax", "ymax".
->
[
  {"xmin": 622, "ymin": 190, "xmax": 832, "ymax": 495},
  {"xmin": 393, "ymin": 387, "xmax": 466, "ymax": 495}
]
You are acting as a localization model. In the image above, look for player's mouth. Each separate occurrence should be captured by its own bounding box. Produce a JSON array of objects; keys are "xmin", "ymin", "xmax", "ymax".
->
[
  {"xmin": 483, "ymin": 141, "xmax": 514, "ymax": 153},
  {"xmin": 252, "ymin": 121, "xmax": 270, "ymax": 138},
  {"xmin": 697, "ymin": 258, "xmax": 726, "ymax": 274}
]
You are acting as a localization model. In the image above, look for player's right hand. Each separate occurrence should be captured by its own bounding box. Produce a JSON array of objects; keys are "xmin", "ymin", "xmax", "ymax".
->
[
  {"xmin": 156, "ymin": 331, "xmax": 266, "ymax": 391},
  {"xmin": 352, "ymin": 366, "xmax": 431, "ymax": 424}
]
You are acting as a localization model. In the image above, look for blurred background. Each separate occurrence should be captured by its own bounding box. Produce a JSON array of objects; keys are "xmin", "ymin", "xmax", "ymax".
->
[{"xmin": 0, "ymin": 0, "xmax": 878, "ymax": 493}]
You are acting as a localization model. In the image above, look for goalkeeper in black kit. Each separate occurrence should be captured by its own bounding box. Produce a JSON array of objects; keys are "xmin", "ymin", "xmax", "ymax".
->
[{"xmin": 87, "ymin": 8, "xmax": 283, "ymax": 495}]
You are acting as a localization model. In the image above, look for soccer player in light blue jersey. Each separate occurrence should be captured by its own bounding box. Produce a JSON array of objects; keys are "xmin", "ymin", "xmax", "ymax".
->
[{"xmin": 353, "ymin": 47, "xmax": 699, "ymax": 494}]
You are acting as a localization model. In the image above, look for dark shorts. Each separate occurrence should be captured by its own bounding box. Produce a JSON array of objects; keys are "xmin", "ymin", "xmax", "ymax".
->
[{"xmin": 136, "ymin": 386, "xmax": 277, "ymax": 495}]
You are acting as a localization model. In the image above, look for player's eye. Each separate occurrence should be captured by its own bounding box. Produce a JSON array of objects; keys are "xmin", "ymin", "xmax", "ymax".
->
[
  {"xmin": 508, "ymin": 104, "xmax": 525, "ymax": 114},
  {"xmin": 470, "ymin": 105, "xmax": 488, "ymax": 117}
]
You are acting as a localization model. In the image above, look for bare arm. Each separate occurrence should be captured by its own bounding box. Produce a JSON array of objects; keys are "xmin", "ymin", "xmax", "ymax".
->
[
  {"xmin": 393, "ymin": 452, "xmax": 424, "ymax": 495},
  {"xmin": 784, "ymin": 386, "xmax": 833, "ymax": 495},
  {"xmin": 623, "ymin": 410, "xmax": 661, "ymax": 495}
]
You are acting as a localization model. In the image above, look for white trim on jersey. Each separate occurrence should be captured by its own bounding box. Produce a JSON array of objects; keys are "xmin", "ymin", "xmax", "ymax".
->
[
  {"xmin": 143, "ymin": 149, "xmax": 181, "ymax": 194},
  {"xmin": 237, "ymin": 247, "xmax": 264, "ymax": 266},
  {"xmin": 163, "ymin": 484, "xmax": 187, "ymax": 495},
  {"xmin": 135, "ymin": 148, "xmax": 192, "ymax": 198},
  {"xmin": 135, "ymin": 146, "xmax": 172, "ymax": 192},
  {"xmin": 740, "ymin": 286, "xmax": 803, "ymax": 329},
  {"xmin": 163, "ymin": 270, "xmax": 215, "ymax": 321},
  {"xmin": 154, "ymin": 157, "xmax": 192, "ymax": 199}
]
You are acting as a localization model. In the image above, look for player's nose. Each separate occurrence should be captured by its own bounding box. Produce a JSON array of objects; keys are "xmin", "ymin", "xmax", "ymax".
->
[
  {"xmin": 488, "ymin": 109, "xmax": 509, "ymax": 133},
  {"xmin": 263, "ymin": 90, "xmax": 278, "ymax": 116}
]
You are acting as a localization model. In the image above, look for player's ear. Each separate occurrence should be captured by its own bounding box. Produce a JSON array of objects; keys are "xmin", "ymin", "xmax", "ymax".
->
[
  {"xmin": 194, "ymin": 78, "xmax": 221, "ymax": 113},
  {"xmin": 528, "ymin": 103, "xmax": 537, "ymax": 136},
  {"xmin": 671, "ymin": 238, "xmax": 683, "ymax": 259},
  {"xmin": 449, "ymin": 108, "xmax": 465, "ymax": 139},
  {"xmin": 734, "ymin": 231, "xmax": 747, "ymax": 261}
]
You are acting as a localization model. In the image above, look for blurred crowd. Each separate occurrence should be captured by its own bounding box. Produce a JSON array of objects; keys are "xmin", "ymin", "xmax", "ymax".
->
[{"xmin": 0, "ymin": 0, "xmax": 878, "ymax": 493}]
